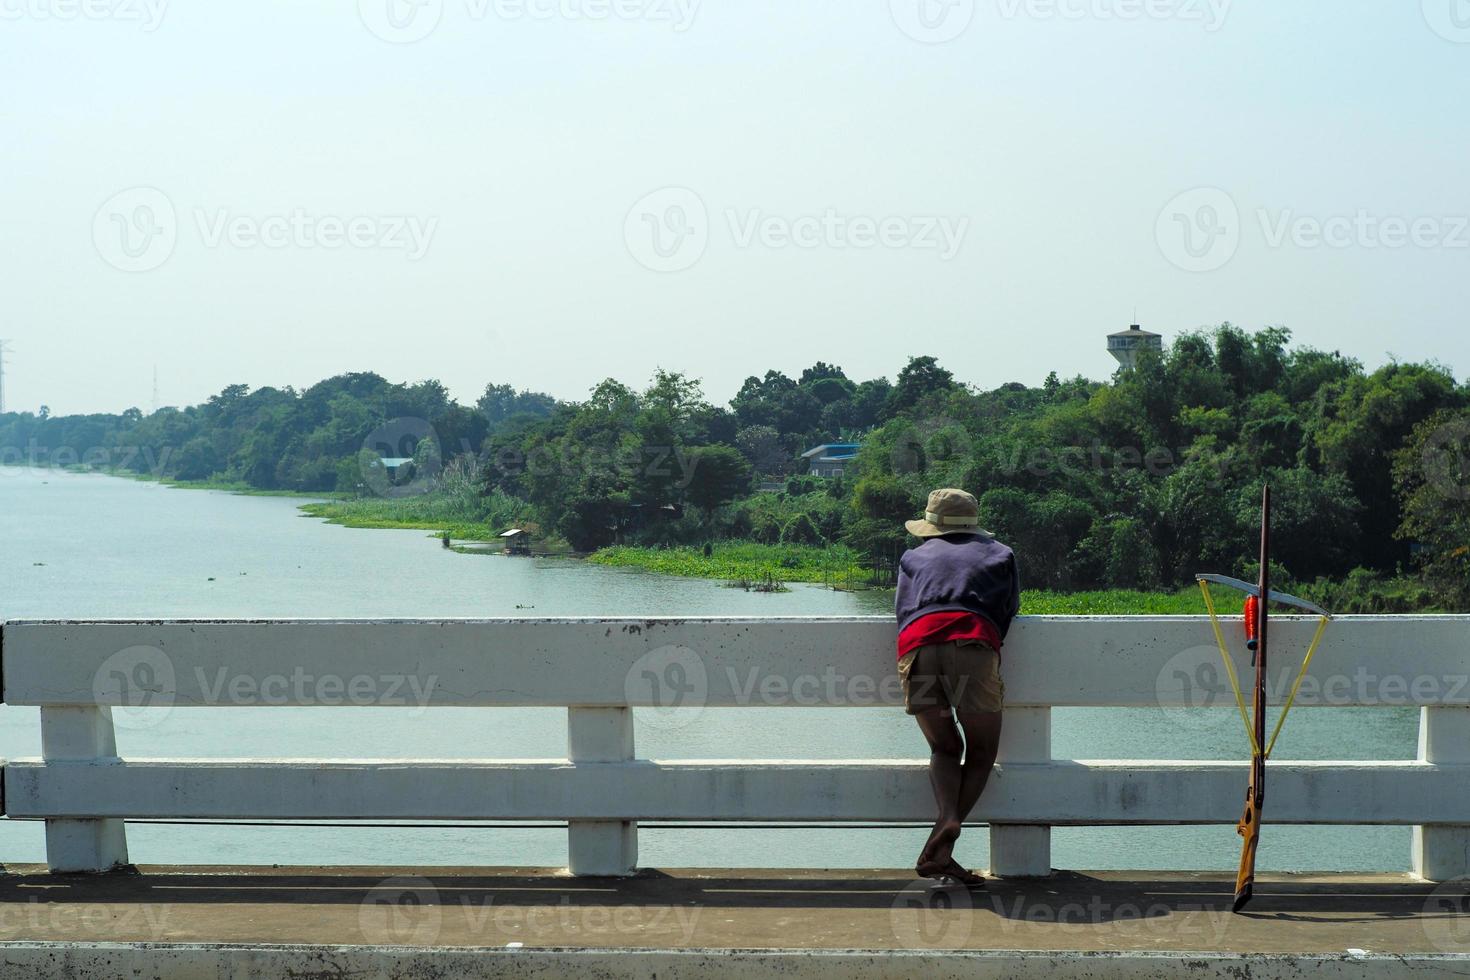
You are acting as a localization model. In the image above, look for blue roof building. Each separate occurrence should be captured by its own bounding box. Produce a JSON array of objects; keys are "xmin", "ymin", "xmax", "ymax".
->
[{"xmin": 801, "ymin": 443, "xmax": 860, "ymax": 478}]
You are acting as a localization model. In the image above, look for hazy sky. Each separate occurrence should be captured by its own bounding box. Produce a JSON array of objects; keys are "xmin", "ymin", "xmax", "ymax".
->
[{"xmin": 2, "ymin": 0, "xmax": 1466, "ymax": 416}]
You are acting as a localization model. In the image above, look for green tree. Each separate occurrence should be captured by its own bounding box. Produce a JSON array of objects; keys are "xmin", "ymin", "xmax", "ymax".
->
[
  {"xmin": 979, "ymin": 488, "xmax": 1094, "ymax": 590},
  {"xmin": 1074, "ymin": 516, "xmax": 1163, "ymax": 591},
  {"xmin": 477, "ymin": 384, "xmax": 557, "ymax": 430},
  {"xmin": 850, "ymin": 378, "xmax": 894, "ymax": 428},
  {"xmin": 682, "ymin": 444, "xmax": 751, "ymax": 512},
  {"xmin": 1394, "ymin": 411, "xmax": 1470, "ymax": 608},
  {"xmin": 735, "ymin": 425, "xmax": 787, "ymax": 475},
  {"xmin": 799, "ymin": 362, "xmax": 848, "ymax": 385},
  {"xmin": 806, "ymin": 376, "xmax": 855, "ymax": 406},
  {"xmin": 888, "ymin": 356, "xmax": 956, "ymax": 414},
  {"xmin": 1236, "ymin": 467, "xmax": 1362, "ymax": 582},
  {"xmin": 1309, "ymin": 362, "xmax": 1463, "ymax": 568},
  {"xmin": 173, "ymin": 437, "xmax": 220, "ymax": 482},
  {"xmin": 1154, "ymin": 452, "xmax": 1243, "ymax": 583}
]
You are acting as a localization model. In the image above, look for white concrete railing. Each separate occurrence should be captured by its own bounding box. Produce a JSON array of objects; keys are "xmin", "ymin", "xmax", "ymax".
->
[{"xmin": 0, "ymin": 616, "xmax": 1467, "ymax": 878}]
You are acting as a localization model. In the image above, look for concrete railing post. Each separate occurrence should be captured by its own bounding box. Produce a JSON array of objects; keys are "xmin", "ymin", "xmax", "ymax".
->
[
  {"xmin": 989, "ymin": 706, "xmax": 1051, "ymax": 878},
  {"xmin": 1413, "ymin": 705, "xmax": 1470, "ymax": 881},
  {"xmin": 566, "ymin": 707, "xmax": 637, "ymax": 876},
  {"xmin": 39, "ymin": 706, "xmax": 130, "ymax": 873}
]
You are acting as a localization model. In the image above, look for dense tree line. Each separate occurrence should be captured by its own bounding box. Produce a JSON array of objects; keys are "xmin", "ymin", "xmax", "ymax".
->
[{"xmin": 3, "ymin": 325, "xmax": 1467, "ymax": 606}]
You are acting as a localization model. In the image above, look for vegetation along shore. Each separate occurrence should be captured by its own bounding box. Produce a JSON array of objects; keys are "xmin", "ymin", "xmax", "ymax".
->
[{"xmin": 5, "ymin": 324, "xmax": 1467, "ymax": 612}]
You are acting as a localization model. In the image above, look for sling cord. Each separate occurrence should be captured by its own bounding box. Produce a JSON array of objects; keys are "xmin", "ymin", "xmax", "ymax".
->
[{"xmin": 1197, "ymin": 579, "xmax": 1331, "ymax": 760}]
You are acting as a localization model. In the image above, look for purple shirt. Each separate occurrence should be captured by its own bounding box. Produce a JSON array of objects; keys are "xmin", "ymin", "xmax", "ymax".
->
[{"xmin": 895, "ymin": 533, "xmax": 1020, "ymax": 638}]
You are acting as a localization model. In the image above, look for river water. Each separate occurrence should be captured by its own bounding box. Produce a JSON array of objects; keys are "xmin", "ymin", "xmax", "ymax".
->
[{"xmin": 0, "ymin": 467, "xmax": 1413, "ymax": 871}]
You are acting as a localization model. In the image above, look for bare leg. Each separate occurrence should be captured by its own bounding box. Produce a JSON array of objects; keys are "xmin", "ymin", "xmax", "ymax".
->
[
  {"xmin": 914, "ymin": 708, "xmax": 964, "ymax": 877},
  {"xmin": 923, "ymin": 710, "xmax": 1003, "ymax": 880},
  {"xmin": 956, "ymin": 710, "xmax": 1003, "ymax": 823}
]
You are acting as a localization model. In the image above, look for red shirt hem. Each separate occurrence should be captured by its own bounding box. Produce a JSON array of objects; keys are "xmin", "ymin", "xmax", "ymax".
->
[{"xmin": 897, "ymin": 611, "xmax": 1003, "ymax": 660}]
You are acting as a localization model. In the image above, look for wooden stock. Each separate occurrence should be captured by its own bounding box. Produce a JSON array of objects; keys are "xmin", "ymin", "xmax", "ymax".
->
[{"xmin": 1233, "ymin": 758, "xmax": 1263, "ymax": 911}]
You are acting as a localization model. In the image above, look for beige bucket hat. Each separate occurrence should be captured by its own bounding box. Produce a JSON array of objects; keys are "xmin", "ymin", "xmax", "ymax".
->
[{"xmin": 905, "ymin": 488, "xmax": 990, "ymax": 538}]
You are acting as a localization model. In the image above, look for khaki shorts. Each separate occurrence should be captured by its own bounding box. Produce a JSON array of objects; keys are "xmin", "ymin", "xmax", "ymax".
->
[{"xmin": 897, "ymin": 640, "xmax": 1004, "ymax": 715}]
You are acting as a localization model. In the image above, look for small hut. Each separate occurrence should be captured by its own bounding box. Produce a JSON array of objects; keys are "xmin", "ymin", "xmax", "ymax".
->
[{"xmin": 499, "ymin": 528, "xmax": 533, "ymax": 556}]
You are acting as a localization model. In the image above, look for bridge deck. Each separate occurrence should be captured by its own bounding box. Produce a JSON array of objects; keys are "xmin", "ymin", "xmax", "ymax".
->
[{"xmin": 0, "ymin": 865, "xmax": 1461, "ymax": 958}]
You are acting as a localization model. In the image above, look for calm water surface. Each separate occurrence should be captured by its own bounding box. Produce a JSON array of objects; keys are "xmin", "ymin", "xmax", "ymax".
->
[{"xmin": 0, "ymin": 467, "xmax": 1413, "ymax": 871}]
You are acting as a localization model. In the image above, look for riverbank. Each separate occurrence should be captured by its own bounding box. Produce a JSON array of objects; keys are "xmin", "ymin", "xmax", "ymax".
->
[
  {"xmin": 119, "ymin": 473, "xmax": 329, "ymax": 497},
  {"xmin": 303, "ymin": 508, "xmax": 1445, "ymax": 613},
  {"xmin": 289, "ymin": 512, "xmax": 1251, "ymax": 612},
  {"xmin": 588, "ymin": 543, "xmax": 870, "ymax": 586},
  {"xmin": 295, "ymin": 474, "xmax": 532, "ymax": 543},
  {"xmin": 17, "ymin": 467, "xmax": 1440, "ymax": 614},
  {"xmin": 301, "ymin": 499, "xmax": 502, "ymax": 542},
  {"xmin": 585, "ymin": 545, "xmax": 1249, "ymax": 613},
  {"xmin": 2, "ymin": 464, "xmax": 332, "ymax": 497}
]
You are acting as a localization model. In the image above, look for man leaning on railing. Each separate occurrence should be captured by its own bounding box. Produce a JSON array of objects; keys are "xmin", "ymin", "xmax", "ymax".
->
[{"xmin": 895, "ymin": 488, "xmax": 1020, "ymax": 887}]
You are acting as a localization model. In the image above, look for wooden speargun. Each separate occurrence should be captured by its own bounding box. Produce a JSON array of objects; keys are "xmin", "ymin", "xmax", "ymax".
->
[{"xmin": 1196, "ymin": 485, "xmax": 1332, "ymax": 913}]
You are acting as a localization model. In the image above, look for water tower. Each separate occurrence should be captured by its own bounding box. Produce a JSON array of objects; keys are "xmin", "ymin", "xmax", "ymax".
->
[{"xmin": 1107, "ymin": 323, "xmax": 1163, "ymax": 370}]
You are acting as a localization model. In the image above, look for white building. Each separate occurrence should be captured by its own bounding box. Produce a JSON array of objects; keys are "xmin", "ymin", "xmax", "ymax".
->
[{"xmin": 1107, "ymin": 323, "xmax": 1164, "ymax": 370}]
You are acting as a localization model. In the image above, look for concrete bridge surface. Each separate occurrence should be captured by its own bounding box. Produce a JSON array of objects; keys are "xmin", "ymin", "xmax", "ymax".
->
[{"xmin": 0, "ymin": 864, "xmax": 1465, "ymax": 978}]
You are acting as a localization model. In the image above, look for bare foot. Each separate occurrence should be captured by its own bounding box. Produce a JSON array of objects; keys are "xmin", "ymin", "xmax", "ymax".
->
[
  {"xmin": 941, "ymin": 860, "xmax": 985, "ymax": 887},
  {"xmin": 915, "ymin": 858, "xmax": 984, "ymax": 889},
  {"xmin": 915, "ymin": 858, "xmax": 955, "ymax": 881}
]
